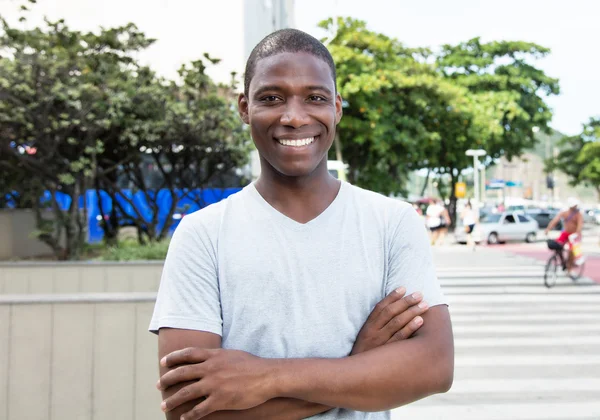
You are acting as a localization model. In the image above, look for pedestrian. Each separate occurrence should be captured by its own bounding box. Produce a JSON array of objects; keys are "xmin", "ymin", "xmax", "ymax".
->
[
  {"xmin": 150, "ymin": 29, "xmax": 453, "ymax": 420},
  {"xmin": 427, "ymin": 198, "xmax": 450, "ymax": 246},
  {"xmin": 438, "ymin": 201, "xmax": 452, "ymax": 245},
  {"xmin": 461, "ymin": 200, "xmax": 477, "ymax": 250}
]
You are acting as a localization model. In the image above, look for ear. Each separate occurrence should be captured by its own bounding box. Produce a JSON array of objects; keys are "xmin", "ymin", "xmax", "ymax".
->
[
  {"xmin": 335, "ymin": 93, "xmax": 343, "ymax": 125},
  {"xmin": 238, "ymin": 93, "xmax": 250, "ymax": 124}
]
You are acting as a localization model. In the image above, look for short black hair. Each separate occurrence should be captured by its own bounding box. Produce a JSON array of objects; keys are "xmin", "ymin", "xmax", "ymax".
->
[{"xmin": 244, "ymin": 28, "xmax": 337, "ymax": 96}]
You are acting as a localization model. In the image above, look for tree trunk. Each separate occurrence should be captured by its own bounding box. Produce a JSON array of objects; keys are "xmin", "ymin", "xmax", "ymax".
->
[
  {"xmin": 65, "ymin": 183, "xmax": 80, "ymax": 260},
  {"xmin": 448, "ymin": 169, "xmax": 458, "ymax": 230},
  {"xmin": 157, "ymin": 189, "xmax": 178, "ymax": 241},
  {"xmin": 420, "ymin": 169, "xmax": 431, "ymax": 197},
  {"xmin": 334, "ymin": 132, "xmax": 343, "ymax": 162},
  {"xmin": 32, "ymin": 200, "xmax": 63, "ymax": 258},
  {"xmin": 95, "ymin": 178, "xmax": 118, "ymax": 246}
]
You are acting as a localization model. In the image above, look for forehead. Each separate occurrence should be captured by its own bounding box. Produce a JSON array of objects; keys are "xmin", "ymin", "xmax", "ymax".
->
[{"xmin": 249, "ymin": 52, "xmax": 335, "ymax": 94}]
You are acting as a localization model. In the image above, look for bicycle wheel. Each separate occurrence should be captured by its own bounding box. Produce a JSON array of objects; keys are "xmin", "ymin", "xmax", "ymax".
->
[{"xmin": 544, "ymin": 255, "xmax": 559, "ymax": 288}]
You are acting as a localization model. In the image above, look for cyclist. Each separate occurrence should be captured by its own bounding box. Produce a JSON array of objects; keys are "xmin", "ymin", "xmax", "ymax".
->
[{"xmin": 544, "ymin": 197, "xmax": 583, "ymax": 273}]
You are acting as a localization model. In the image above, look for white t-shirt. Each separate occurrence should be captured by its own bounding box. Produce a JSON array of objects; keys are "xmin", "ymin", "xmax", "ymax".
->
[
  {"xmin": 426, "ymin": 203, "xmax": 445, "ymax": 228},
  {"xmin": 150, "ymin": 181, "xmax": 447, "ymax": 419},
  {"xmin": 462, "ymin": 208, "xmax": 476, "ymax": 226}
]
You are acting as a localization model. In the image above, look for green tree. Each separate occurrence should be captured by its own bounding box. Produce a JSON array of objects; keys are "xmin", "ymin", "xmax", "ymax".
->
[
  {"xmin": 94, "ymin": 58, "xmax": 250, "ymax": 244},
  {"xmin": 320, "ymin": 17, "xmax": 486, "ymax": 197},
  {"xmin": 0, "ymin": 14, "xmax": 155, "ymax": 258},
  {"xmin": 548, "ymin": 118, "xmax": 600, "ymax": 199},
  {"xmin": 0, "ymin": 9, "xmax": 249, "ymax": 257},
  {"xmin": 435, "ymin": 38, "xmax": 559, "ymax": 215}
]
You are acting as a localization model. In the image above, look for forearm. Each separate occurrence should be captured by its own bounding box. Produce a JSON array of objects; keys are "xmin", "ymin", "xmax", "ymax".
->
[
  {"xmin": 272, "ymin": 310, "xmax": 453, "ymax": 412},
  {"xmin": 163, "ymin": 382, "xmax": 330, "ymax": 420},
  {"xmin": 546, "ymin": 217, "xmax": 560, "ymax": 231},
  {"xmin": 203, "ymin": 399, "xmax": 330, "ymax": 420}
]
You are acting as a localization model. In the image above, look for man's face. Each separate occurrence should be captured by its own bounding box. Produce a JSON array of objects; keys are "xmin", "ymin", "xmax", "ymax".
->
[{"xmin": 238, "ymin": 52, "xmax": 342, "ymax": 178}]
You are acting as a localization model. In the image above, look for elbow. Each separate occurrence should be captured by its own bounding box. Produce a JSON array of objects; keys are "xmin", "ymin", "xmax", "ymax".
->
[
  {"xmin": 432, "ymin": 351, "xmax": 454, "ymax": 395},
  {"xmin": 436, "ymin": 363, "xmax": 454, "ymax": 394}
]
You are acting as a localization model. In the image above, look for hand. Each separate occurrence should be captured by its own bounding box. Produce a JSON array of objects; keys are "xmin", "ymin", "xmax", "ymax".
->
[
  {"xmin": 350, "ymin": 287, "xmax": 428, "ymax": 355},
  {"xmin": 157, "ymin": 348, "xmax": 274, "ymax": 419}
]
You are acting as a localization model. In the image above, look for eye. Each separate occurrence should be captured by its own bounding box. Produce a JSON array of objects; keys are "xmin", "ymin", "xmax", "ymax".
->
[
  {"xmin": 260, "ymin": 95, "xmax": 281, "ymax": 103},
  {"xmin": 308, "ymin": 95, "xmax": 327, "ymax": 102}
]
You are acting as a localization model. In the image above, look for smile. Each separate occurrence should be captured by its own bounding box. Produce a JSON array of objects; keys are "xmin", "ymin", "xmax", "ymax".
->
[{"xmin": 276, "ymin": 137, "xmax": 316, "ymax": 147}]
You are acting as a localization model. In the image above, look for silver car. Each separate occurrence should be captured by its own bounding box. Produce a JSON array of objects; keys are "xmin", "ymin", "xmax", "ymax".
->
[{"xmin": 455, "ymin": 211, "xmax": 539, "ymax": 245}]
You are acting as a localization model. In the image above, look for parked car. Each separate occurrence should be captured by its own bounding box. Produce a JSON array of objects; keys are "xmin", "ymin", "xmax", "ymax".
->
[
  {"xmin": 455, "ymin": 211, "xmax": 539, "ymax": 245},
  {"xmin": 525, "ymin": 209, "xmax": 562, "ymax": 230},
  {"xmin": 594, "ymin": 210, "xmax": 600, "ymax": 225},
  {"xmin": 583, "ymin": 208, "xmax": 600, "ymax": 225}
]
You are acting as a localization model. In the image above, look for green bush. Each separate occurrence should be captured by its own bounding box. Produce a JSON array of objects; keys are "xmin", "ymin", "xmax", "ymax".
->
[{"xmin": 97, "ymin": 240, "xmax": 170, "ymax": 261}]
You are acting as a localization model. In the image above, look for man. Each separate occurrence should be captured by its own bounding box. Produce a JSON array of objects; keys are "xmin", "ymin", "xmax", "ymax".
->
[
  {"xmin": 150, "ymin": 29, "xmax": 454, "ymax": 420},
  {"xmin": 545, "ymin": 197, "xmax": 584, "ymax": 271}
]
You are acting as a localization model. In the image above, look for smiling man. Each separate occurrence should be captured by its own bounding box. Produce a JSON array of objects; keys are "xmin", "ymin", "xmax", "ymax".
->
[{"xmin": 150, "ymin": 29, "xmax": 454, "ymax": 420}]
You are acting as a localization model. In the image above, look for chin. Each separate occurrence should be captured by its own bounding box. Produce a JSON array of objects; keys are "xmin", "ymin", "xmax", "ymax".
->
[
  {"xmin": 272, "ymin": 160, "xmax": 324, "ymax": 178},
  {"xmin": 276, "ymin": 166, "xmax": 317, "ymax": 178}
]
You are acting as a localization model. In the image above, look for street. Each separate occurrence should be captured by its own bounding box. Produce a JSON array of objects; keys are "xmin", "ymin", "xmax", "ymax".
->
[{"xmin": 393, "ymin": 245, "xmax": 600, "ymax": 420}]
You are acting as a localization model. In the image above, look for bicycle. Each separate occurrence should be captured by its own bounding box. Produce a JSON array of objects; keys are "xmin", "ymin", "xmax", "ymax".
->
[{"xmin": 544, "ymin": 237, "xmax": 585, "ymax": 288}]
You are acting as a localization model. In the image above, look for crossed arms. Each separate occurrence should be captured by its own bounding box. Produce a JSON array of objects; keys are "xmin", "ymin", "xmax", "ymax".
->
[{"xmin": 156, "ymin": 289, "xmax": 454, "ymax": 420}]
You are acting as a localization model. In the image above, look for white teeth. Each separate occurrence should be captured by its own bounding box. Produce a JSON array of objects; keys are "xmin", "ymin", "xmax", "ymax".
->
[{"xmin": 277, "ymin": 137, "xmax": 315, "ymax": 147}]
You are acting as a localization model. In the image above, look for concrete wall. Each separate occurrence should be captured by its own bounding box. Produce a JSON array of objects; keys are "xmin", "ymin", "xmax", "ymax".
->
[
  {"xmin": 0, "ymin": 262, "xmax": 166, "ymax": 418},
  {"xmin": 0, "ymin": 262, "xmax": 163, "ymax": 294},
  {"xmin": 0, "ymin": 210, "xmax": 57, "ymax": 260},
  {"xmin": 0, "ymin": 294, "xmax": 163, "ymax": 420}
]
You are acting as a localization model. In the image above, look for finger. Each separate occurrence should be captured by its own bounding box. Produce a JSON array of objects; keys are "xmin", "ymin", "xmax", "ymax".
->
[
  {"xmin": 373, "ymin": 291, "xmax": 424, "ymax": 329},
  {"xmin": 157, "ymin": 364, "xmax": 205, "ymax": 391},
  {"xmin": 161, "ymin": 381, "xmax": 208, "ymax": 413},
  {"xmin": 181, "ymin": 396, "xmax": 216, "ymax": 420},
  {"xmin": 381, "ymin": 300, "xmax": 428, "ymax": 338},
  {"xmin": 161, "ymin": 347, "xmax": 213, "ymax": 368},
  {"xmin": 386, "ymin": 316, "xmax": 424, "ymax": 343},
  {"xmin": 368, "ymin": 287, "xmax": 407, "ymax": 323}
]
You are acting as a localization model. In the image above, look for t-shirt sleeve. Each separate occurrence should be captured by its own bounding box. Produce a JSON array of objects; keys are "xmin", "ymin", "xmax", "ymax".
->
[
  {"xmin": 385, "ymin": 204, "xmax": 447, "ymax": 307},
  {"xmin": 149, "ymin": 214, "xmax": 222, "ymax": 335}
]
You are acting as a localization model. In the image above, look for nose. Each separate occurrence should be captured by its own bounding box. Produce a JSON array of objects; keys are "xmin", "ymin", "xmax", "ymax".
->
[{"xmin": 280, "ymin": 97, "xmax": 310, "ymax": 128}]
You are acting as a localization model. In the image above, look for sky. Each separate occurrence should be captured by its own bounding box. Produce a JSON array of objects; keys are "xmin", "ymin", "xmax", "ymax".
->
[
  {"xmin": 293, "ymin": 0, "xmax": 600, "ymax": 136},
  {"xmin": 0, "ymin": 0, "xmax": 597, "ymax": 136}
]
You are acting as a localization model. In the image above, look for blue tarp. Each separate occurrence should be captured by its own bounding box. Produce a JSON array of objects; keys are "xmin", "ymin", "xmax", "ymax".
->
[{"xmin": 5, "ymin": 188, "xmax": 242, "ymax": 243}]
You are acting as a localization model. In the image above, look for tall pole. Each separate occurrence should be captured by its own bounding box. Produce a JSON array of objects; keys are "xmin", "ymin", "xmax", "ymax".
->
[
  {"xmin": 473, "ymin": 155, "xmax": 479, "ymax": 206},
  {"xmin": 480, "ymin": 162, "xmax": 486, "ymax": 205},
  {"xmin": 466, "ymin": 149, "xmax": 486, "ymax": 209}
]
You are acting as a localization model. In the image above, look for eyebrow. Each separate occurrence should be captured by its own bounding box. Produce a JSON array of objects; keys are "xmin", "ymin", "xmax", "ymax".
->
[
  {"xmin": 306, "ymin": 85, "xmax": 334, "ymax": 95},
  {"xmin": 252, "ymin": 85, "xmax": 283, "ymax": 98},
  {"xmin": 252, "ymin": 85, "xmax": 334, "ymax": 97}
]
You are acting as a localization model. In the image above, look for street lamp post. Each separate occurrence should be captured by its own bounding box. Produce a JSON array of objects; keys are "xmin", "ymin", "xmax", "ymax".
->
[
  {"xmin": 480, "ymin": 161, "xmax": 486, "ymax": 205},
  {"xmin": 466, "ymin": 149, "xmax": 487, "ymax": 206}
]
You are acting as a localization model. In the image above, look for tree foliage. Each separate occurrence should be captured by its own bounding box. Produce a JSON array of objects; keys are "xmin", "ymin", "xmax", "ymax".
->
[
  {"xmin": 321, "ymin": 18, "xmax": 559, "ymax": 223},
  {"xmin": 320, "ymin": 17, "xmax": 480, "ymax": 195},
  {"xmin": 0, "ymin": 12, "xmax": 249, "ymax": 259},
  {"xmin": 548, "ymin": 118, "xmax": 600, "ymax": 199}
]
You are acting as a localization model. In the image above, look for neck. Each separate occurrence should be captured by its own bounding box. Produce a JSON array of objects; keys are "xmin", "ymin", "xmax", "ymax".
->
[{"xmin": 254, "ymin": 158, "xmax": 341, "ymax": 223}]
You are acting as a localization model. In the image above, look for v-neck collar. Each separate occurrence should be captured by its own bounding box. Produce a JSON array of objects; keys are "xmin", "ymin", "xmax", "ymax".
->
[{"xmin": 248, "ymin": 181, "xmax": 347, "ymax": 231}]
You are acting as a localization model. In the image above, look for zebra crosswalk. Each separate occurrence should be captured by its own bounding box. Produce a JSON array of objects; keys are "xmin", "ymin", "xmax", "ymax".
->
[{"xmin": 392, "ymin": 248, "xmax": 600, "ymax": 420}]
